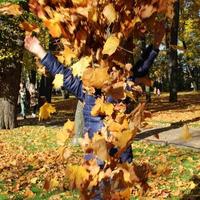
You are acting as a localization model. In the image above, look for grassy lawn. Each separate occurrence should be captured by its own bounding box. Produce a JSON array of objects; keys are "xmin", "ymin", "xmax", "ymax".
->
[{"xmin": 0, "ymin": 92, "xmax": 200, "ymax": 199}]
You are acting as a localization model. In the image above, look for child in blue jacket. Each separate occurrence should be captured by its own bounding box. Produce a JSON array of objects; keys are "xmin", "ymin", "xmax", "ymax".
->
[{"xmin": 24, "ymin": 36, "xmax": 161, "ymax": 164}]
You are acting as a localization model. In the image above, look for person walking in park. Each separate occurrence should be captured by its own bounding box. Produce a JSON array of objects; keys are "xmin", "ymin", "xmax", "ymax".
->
[
  {"xmin": 29, "ymin": 83, "xmax": 38, "ymax": 118},
  {"xmin": 19, "ymin": 82, "xmax": 28, "ymax": 119}
]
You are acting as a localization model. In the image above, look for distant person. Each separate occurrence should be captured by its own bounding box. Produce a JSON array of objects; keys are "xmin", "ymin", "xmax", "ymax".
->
[
  {"xmin": 153, "ymin": 79, "xmax": 162, "ymax": 96},
  {"xmin": 29, "ymin": 83, "xmax": 38, "ymax": 117},
  {"xmin": 19, "ymin": 82, "xmax": 28, "ymax": 119}
]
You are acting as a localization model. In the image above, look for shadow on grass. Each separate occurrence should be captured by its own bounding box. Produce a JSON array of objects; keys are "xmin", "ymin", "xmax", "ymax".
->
[
  {"xmin": 17, "ymin": 97, "xmax": 78, "ymax": 127},
  {"xmin": 181, "ymin": 175, "xmax": 200, "ymax": 200},
  {"xmin": 136, "ymin": 117, "xmax": 200, "ymax": 140},
  {"xmin": 147, "ymin": 92, "xmax": 200, "ymax": 113}
]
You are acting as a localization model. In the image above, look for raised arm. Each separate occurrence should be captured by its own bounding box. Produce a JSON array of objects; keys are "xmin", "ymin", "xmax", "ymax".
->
[
  {"xmin": 24, "ymin": 36, "xmax": 84, "ymax": 101},
  {"xmin": 132, "ymin": 21, "xmax": 165, "ymax": 78}
]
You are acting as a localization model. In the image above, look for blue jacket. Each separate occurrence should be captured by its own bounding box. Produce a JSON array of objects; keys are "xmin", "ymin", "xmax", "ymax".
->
[{"xmin": 41, "ymin": 46, "xmax": 159, "ymax": 163}]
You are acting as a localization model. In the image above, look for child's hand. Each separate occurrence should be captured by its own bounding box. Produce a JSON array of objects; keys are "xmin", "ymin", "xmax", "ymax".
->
[{"xmin": 24, "ymin": 36, "xmax": 47, "ymax": 59}]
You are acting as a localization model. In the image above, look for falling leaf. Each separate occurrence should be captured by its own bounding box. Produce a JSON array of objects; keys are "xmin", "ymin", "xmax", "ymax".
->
[
  {"xmin": 82, "ymin": 66, "xmax": 110, "ymax": 89},
  {"xmin": 52, "ymin": 74, "xmax": 64, "ymax": 89},
  {"xmin": 57, "ymin": 120, "xmax": 74, "ymax": 145},
  {"xmin": 57, "ymin": 46, "xmax": 77, "ymax": 65},
  {"xmin": 103, "ymin": 3, "xmax": 117, "ymax": 24},
  {"xmin": 102, "ymin": 34, "xmax": 120, "ymax": 56},
  {"xmin": 91, "ymin": 98, "xmax": 114, "ymax": 117},
  {"xmin": 112, "ymin": 129, "xmax": 136, "ymax": 150},
  {"xmin": 38, "ymin": 103, "xmax": 56, "ymax": 121},
  {"xmin": 66, "ymin": 165, "xmax": 90, "ymax": 189},
  {"xmin": 71, "ymin": 56, "xmax": 92, "ymax": 77},
  {"xmin": 181, "ymin": 124, "xmax": 192, "ymax": 141},
  {"xmin": 44, "ymin": 19, "xmax": 62, "ymax": 38},
  {"xmin": 92, "ymin": 134, "xmax": 110, "ymax": 161},
  {"xmin": 0, "ymin": 3, "xmax": 22, "ymax": 16},
  {"xmin": 71, "ymin": 0, "xmax": 88, "ymax": 6}
]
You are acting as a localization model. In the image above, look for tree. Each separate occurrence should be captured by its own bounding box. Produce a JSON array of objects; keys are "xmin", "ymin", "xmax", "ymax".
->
[
  {"xmin": 168, "ymin": 0, "xmax": 180, "ymax": 102},
  {"xmin": 0, "ymin": 15, "xmax": 24, "ymax": 129}
]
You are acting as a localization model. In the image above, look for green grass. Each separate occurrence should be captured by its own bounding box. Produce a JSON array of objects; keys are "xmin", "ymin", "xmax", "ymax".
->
[{"xmin": 0, "ymin": 125, "xmax": 200, "ymax": 199}]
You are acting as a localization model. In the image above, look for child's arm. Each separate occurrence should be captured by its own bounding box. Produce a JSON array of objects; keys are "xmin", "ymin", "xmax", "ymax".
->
[{"xmin": 24, "ymin": 36, "xmax": 84, "ymax": 101}]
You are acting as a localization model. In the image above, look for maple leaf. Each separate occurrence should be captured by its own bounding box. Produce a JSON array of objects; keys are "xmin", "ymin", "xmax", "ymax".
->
[
  {"xmin": 44, "ymin": 19, "xmax": 62, "ymax": 38},
  {"xmin": 112, "ymin": 129, "xmax": 136, "ymax": 150},
  {"xmin": 71, "ymin": 56, "xmax": 92, "ymax": 77},
  {"xmin": 103, "ymin": 3, "xmax": 117, "ymax": 24},
  {"xmin": 66, "ymin": 165, "xmax": 90, "ymax": 189},
  {"xmin": 102, "ymin": 34, "xmax": 120, "ymax": 56},
  {"xmin": 91, "ymin": 98, "xmax": 114, "ymax": 117},
  {"xmin": 82, "ymin": 66, "xmax": 110, "ymax": 89},
  {"xmin": 52, "ymin": 74, "xmax": 64, "ymax": 89},
  {"xmin": 0, "ymin": 3, "xmax": 22, "ymax": 16},
  {"xmin": 57, "ymin": 119, "xmax": 74, "ymax": 145},
  {"xmin": 107, "ymin": 118, "xmax": 128, "ymax": 133},
  {"xmin": 38, "ymin": 102, "xmax": 56, "ymax": 121},
  {"xmin": 92, "ymin": 134, "xmax": 110, "ymax": 161}
]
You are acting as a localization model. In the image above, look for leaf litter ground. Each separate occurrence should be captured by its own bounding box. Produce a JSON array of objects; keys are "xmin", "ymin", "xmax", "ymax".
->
[{"xmin": 0, "ymin": 92, "xmax": 200, "ymax": 199}]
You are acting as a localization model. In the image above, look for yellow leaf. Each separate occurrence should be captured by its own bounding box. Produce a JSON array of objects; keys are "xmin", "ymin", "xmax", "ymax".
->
[
  {"xmin": 103, "ymin": 3, "xmax": 117, "ymax": 24},
  {"xmin": 71, "ymin": 56, "xmax": 92, "ymax": 77},
  {"xmin": 44, "ymin": 19, "xmax": 62, "ymax": 38},
  {"xmin": 58, "ymin": 46, "xmax": 77, "ymax": 65},
  {"xmin": 63, "ymin": 119, "xmax": 74, "ymax": 133},
  {"xmin": 52, "ymin": 74, "xmax": 64, "ymax": 89},
  {"xmin": 108, "ymin": 119, "xmax": 128, "ymax": 133},
  {"xmin": 0, "ymin": 3, "xmax": 22, "ymax": 16},
  {"xmin": 181, "ymin": 124, "xmax": 192, "ymax": 141},
  {"xmin": 102, "ymin": 34, "xmax": 120, "ymax": 56},
  {"xmin": 82, "ymin": 67, "xmax": 110, "ymax": 89},
  {"xmin": 92, "ymin": 134, "xmax": 110, "ymax": 161},
  {"xmin": 71, "ymin": 0, "xmax": 88, "ymax": 6},
  {"xmin": 91, "ymin": 98, "xmax": 114, "ymax": 117},
  {"xmin": 112, "ymin": 130, "xmax": 136, "ymax": 150},
  {"xmin": 57, "ymin": 120, "xmax": 75, "ymax": 145},
  {"xmin": 38, "ymin": 103, "xmax": 56, "ymax": 121},
  {"xmin": 57, "ymin": 132, "xmax": 68, "ymax": 146},
  {"xmin": 66, "ymin": 165, "xmax": 89, "ymax": 189}
]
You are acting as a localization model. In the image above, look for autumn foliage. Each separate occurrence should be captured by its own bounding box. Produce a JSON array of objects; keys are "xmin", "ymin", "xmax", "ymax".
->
[{"xmin": 0, "ymin": 0, "xmax": 175, "ymax": 199}]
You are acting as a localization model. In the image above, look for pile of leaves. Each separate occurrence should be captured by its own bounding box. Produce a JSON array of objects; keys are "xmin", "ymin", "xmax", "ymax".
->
[{"xmin": 0, "ymin": 0, "xmax": 176, "ymax": 199}]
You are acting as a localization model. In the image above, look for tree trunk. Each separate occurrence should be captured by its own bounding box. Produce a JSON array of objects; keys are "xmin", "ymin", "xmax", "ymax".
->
[
  {"xmin": 29, "ymin": 69, "xmax": 37, "ymax": 85},
  {"xmin": 0, "ymin": 61, "xmax": 22, "ymax": 129},
  {"xmin": 169, "ymin": 0, "xmax": 180, "ymax": 102},
  {"xmin": 39, "ymin": 75, "xmax": 53, "ymax": 106}
]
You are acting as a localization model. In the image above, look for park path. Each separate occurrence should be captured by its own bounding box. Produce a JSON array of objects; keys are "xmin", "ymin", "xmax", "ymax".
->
[{"xmin": 136, "ymin": 126, "xmax": 200, "ymax": 150}]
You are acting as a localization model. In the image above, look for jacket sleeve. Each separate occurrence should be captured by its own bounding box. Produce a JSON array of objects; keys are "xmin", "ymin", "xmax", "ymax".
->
[
  {"xmin": 41, "ymin": 52, "xmax": 85, "ymax": 101},
  {"xmin": 133, "ymin": 45, "xmax": 159, "ymax": 78}
]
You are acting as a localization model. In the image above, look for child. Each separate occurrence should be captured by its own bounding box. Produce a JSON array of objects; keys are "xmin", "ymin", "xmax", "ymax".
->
[
  {"xmin": 29, "ymin": 83, "xmax": 38, "ymax": 117},
  {"xmin": 24, "ymin": 35, "xmax": 162, "ymax": 163}
]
